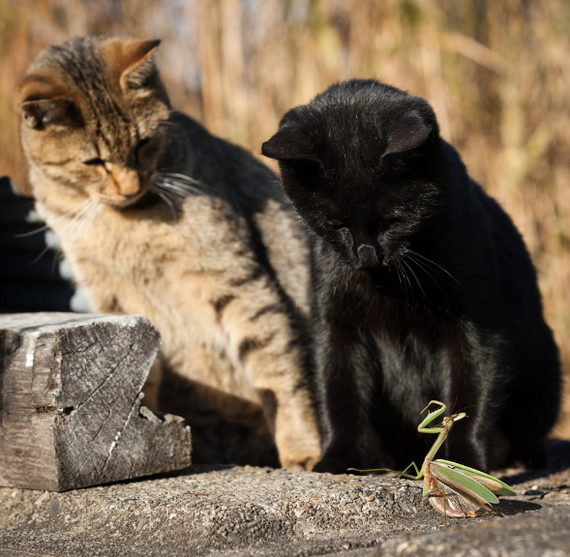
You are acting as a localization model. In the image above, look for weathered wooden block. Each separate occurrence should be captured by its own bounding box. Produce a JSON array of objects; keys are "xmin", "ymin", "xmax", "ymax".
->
[{"xmin": 0, "ymin": 312, "xmax": 192, "ymax": 491}]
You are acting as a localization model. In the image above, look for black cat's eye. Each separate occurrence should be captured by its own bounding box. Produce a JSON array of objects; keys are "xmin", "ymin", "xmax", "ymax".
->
[
  {"xmin": 382, "ymin": 213, "xmax": 399, "ymax": 221},
  {"xmin": 326, "ymin": 219, "xmax": 345, "ymax": 229},
  {"xmin": 83, "ymin": 157, "xmax": 105, "ymax": 166}
]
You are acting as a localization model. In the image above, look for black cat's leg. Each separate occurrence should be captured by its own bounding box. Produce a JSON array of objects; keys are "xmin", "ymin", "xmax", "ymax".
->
[
  {"xmin": 312, "ymin": 324, "xmax": 382, "ymax": 473},
  {"xmin": 442, "ymin": 394, "xmax": 493, "ymax": 471},
  {"xmin": 439, "ymin": 327, "xmax": 498, "ymax": 471}
]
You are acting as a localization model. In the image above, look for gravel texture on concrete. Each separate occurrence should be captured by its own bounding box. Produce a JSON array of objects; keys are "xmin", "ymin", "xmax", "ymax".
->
[{"xmin": 1, "ymin": 441, "xmax": 570, "ymax": 556}]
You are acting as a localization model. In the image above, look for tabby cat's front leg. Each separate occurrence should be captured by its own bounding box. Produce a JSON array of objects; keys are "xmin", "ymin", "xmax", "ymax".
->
[{"xmin": 215, "ymin": 276, "xmax": 322, "ymax": 470}]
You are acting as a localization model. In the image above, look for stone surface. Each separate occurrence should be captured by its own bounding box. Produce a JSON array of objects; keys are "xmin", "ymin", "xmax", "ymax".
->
[
  {"xmin": 0, "ymin": 313, "xmax": 192, "ymax": 491},
  {"xmin": 1, "ymin": 441, "xmax": 570, "ymax": 556}
]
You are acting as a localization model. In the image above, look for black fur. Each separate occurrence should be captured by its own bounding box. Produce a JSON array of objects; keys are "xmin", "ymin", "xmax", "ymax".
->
[{"xmin": 262, "ymin": 79, "xmax": 561, "ymax": 473}]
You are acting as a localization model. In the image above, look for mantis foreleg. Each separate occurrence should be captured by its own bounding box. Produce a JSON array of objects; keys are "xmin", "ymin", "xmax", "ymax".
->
[{"xmin": 348, "ymin": 460, "xmax": 423, "ymax": 480}]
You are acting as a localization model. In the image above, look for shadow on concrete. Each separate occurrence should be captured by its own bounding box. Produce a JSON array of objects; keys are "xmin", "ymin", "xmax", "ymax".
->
[
  {"xmin": 501, "ymin": 439, "xmax": 570, "ymax": 487},
  {"xmin": 498, "ymin": 498, "xmax": 542, "ymax": 516}
]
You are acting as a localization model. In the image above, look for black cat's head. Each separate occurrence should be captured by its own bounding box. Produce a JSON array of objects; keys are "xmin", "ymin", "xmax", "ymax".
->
[{"xmin": 262, "ymin": 80, "xmax": 446, "ymax": 270}]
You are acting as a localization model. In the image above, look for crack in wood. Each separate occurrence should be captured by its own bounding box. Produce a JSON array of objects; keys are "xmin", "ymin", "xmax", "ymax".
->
[
  {"xmin": 66, "ymin": 381, "xmax": 133, "ymax": 481},
  {"xmin": 68, "ymin": 344, "xmax": 135, "ymax": 414},
  {"xmin": 59, "ymin": 324, "xmax": 121, "ymax": 356},
  {"xmin": 99, "ymin": 395, "xmax": 140, "ymax": 475}
]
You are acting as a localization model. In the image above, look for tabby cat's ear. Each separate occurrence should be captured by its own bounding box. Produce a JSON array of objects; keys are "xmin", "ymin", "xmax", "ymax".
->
[
  {"xmin": 16, "ymin": 74, "xmax": 83, "ymax": 130},
  {"xmin": 384, "ymin": 108, "xmax": 434, "ymax": 156},
  {"xmin": 102, "ymin": 38, "xmax": 161, "ymax": 91},
  {"xmin": 261, "ymin": 128, "xmax": 319, "ymax": 162}
]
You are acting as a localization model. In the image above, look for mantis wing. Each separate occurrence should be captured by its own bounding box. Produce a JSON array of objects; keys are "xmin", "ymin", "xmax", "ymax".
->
[
  {"xmin": 430, "ymin": 461, "xmax": 500, "ymax": 504},
  {"xmin": 425, "ymin": 461, "xmax": 500, "ymax": 518},
  {"xmin": 425, "ymin": 469, "xmax": 492, "ymax": 518},
  {"xmin": 436, "ymin": 459, "xmax": 516, "ymax": 496}
]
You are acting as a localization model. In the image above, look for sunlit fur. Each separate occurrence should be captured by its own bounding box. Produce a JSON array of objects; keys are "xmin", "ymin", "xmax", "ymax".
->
[
  {"xmin": 263, "ymin": 79, "xmax": 561, "ymax": 473},
  {"xmin": 17, "ymin": 36, "xmax": 321, "ymax": 469}
]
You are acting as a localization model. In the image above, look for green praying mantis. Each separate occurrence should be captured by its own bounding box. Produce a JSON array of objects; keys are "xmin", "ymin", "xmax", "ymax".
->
[{"xmin": 350, "ymin": 400, "xmax": 516, "ymax": 519}]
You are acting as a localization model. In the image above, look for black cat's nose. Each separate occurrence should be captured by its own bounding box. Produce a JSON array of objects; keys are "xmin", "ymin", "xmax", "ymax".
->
[{"xmin": 357, "ymin": 244, "xmax": 380, "ymax": 268}]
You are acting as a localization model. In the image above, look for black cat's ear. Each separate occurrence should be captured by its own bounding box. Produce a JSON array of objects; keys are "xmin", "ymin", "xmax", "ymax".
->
[
  {"xmin": 262, "ymin": 127, "xmax": 322, "ymax": 183},
  {"xmin": 102, "ymin": 38, "xmax": 161, "ymax": 91},
  {"xmin": 16, "ymin": 73, "xmax": 83, "ymax": 130},
  {"xmin": 262, "ymin": 127, "xmax": 318, "ymax": 162},
  {"xmin": 384, "ymin": 110, "xmax": 433, "ymax": 156}
]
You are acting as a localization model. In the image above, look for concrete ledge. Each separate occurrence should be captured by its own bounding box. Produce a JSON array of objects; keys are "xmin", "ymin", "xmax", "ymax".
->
[{"xmin": 1, "ymin": 441, "xmax": 570, "ymax": 556}]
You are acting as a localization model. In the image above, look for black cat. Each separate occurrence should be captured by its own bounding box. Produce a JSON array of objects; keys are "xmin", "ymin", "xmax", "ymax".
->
[{"xmin": 262, "ymin": 79, "xmax": 561, "ymax": 473}]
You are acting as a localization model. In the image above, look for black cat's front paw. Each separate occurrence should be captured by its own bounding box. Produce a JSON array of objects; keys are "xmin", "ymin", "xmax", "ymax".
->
[{"xmin": 312, "ymin": 446, "xmax": 362, "ymax": 474}]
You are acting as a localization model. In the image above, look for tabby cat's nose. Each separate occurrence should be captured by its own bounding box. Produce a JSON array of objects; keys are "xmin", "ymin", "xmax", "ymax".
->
[
  {"xmin": 106, "ymin": 163, "xmax": 141, "ymax": 197},
  {"xmin": 357, "ymin": 244, "xmax": 380, "ymax": 268}
]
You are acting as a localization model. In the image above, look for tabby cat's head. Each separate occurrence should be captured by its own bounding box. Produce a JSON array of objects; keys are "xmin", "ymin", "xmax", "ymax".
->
[
  {"xmin": 16, "ymin": 36, "xmax": 171, "ymax": 207},
  {"xmin": 262, "ymin": 80, "xmax": 446, "ymax": 270}
]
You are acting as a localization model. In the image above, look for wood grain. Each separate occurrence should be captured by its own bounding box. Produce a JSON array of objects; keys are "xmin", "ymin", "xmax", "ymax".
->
[{"xmin": 0, "ymin": 313, "xmax": 192, "ymax": 491}]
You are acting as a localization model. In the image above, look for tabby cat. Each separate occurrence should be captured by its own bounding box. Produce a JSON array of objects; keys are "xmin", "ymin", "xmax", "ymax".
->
[
  {"xmin": 262, "ymin": 79, "xmax": 561, "ymax": 473},
  {"xmin": 16, "ymin": 36, "xmax": 321, "ymax": 469}
]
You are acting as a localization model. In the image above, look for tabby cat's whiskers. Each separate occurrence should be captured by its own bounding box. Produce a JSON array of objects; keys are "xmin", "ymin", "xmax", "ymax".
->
[
  {"xmin": 29, "ymin": 199, "xmax": 97, "ymax": 264},
  {"xmin": 14, "ymin": 198, "xmax": 92, "ymax": 238},
  {"xmin": 63, "ymin": 199, "xmax": 99, "ymax": 240},
  {"xmin": 159, "ymin": 171, "xmax": 210, "ymax": 193},
  {"xmin": 153, "ymin": 188, "xmax": 178, "ymax": 221}
]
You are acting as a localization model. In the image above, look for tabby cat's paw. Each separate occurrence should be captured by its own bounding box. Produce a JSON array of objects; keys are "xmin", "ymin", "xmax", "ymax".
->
[{"xmin": 280, "ymin": 454, "xmax": 320, "ymax": 471}]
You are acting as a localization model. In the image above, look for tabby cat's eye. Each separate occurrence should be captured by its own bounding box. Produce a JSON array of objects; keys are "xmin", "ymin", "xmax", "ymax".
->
[
  {"xmin": 382, "ymin": 213, "xmax": 398, "ymax": 221},
  {"xmin": 134, "ymin": 137, "xmax": 152, "ymax": 164},
  {"xmin": 136, "ymin": 138, "xmax": 151, "ymax": 151},
  {"xmin": 326, "ymin": 219, "xmax": 345, "ymax": 228},
  {"xmin": 83, "ymin": 158, "xmax": 105, "ymax": 166}
]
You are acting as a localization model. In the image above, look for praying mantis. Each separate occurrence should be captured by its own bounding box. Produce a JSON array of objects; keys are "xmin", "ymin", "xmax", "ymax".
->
[{"xmin": 350, "ymin": 400, "xmax": 516, "ymax": 519}]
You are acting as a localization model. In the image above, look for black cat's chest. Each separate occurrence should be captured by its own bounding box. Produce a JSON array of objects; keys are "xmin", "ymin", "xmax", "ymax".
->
[
  {"xmin": 323, "ymin": 263, "xmax": 465, "ymax": 400},
  {"xmin": 361, "ymin": 280, "xmax": 458, "ymax": 366}
]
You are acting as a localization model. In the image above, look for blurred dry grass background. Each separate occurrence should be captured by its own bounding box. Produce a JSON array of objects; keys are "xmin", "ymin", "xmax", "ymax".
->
[{"xmin": 1, "ymin": 0, "xmax": 569, "ymax": 434}]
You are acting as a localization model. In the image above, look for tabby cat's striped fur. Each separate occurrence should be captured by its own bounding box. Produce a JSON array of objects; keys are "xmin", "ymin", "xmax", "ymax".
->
[{"xmin": 16, "ymin": 36, "xmax": 321, "ymax": 469}]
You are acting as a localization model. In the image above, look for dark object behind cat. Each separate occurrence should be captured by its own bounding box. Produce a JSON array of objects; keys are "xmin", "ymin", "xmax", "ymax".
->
[{"xmin": 262, "ymin": 79, "xmax": 561, "ymax": 473}]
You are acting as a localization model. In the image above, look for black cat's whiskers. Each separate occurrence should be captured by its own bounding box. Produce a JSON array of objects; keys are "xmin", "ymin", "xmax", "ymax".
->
[
  {"xmin": 405, "ymin": 254, "xmax": 454, "ymax": 308},
  {"xmin": 391, "ymin": 261, "xmax": 404, "ymax": 287},
  {"xmin": 407, "ymin": 249, "xmax": 461, "ymax": 287},
  {"xmin": 394, "ymin": 260, "xmax": 415, "ymax": 304},
  {"xmin": 406, "ymin": 254, "xmax": 446, "ymax": 293},
  {"xmin": 402, "ymin": 258, "xmax": 431, "ymax": 304},
  {"xmin": 406, "ymin": 253, "xmax": 441, "ymax": 287}
]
